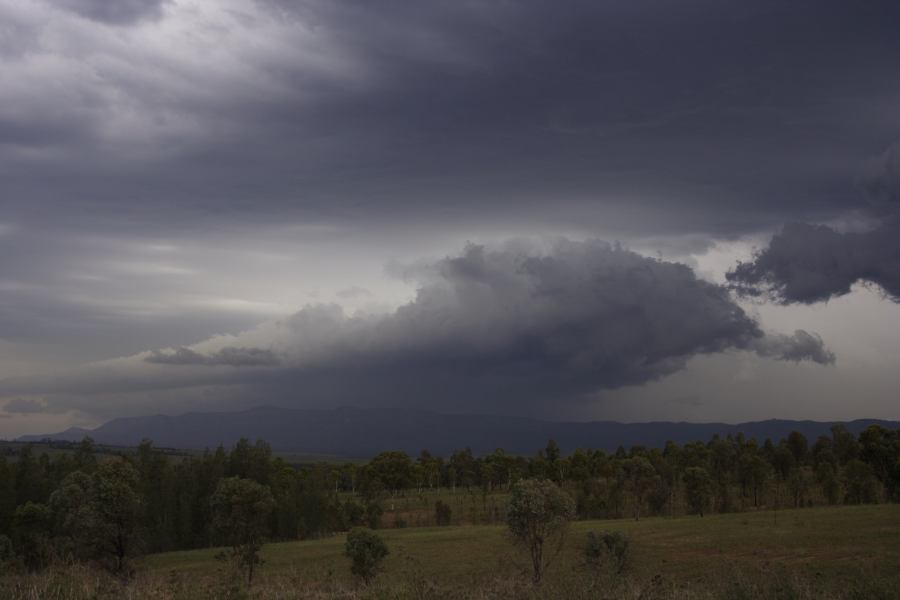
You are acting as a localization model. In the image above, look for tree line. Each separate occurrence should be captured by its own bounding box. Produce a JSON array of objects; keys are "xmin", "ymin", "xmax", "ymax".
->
[{"xmin": 0, "ymin": 424, "xmax": 898, "ymax": 573}]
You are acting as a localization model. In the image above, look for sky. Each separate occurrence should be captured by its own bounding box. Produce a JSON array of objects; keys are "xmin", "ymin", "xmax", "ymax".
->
[{"xmin": 2, "ymin": 0, "xmax": 900, "ymax": 437}]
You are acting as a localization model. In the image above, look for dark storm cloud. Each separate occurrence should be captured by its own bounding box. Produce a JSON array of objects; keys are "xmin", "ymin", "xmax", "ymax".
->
[
  {"xmin": 3, "ymin": 0, "xmax": 900, "ymax": 237},
  {"xmin": 1, "ymin": 239, "xmax": 832, "ymax": 416},
  {"xmin": 727, "ymin": 144, "xmax": 900, "ymax": 304},
  {"xmin": 727, "ymin": 220, "xmax": 900, "ymax": 304},
  {"xmin": 146, "ymin": 346, "xmax": 280, "ymax": 367},
  {"xmin": 862, "ymin": 143, "xmax": 900, "ymax": 211},
  {"xmin": 49, "ymin": 0, "xmax": 170, "ymax": 25},
  {"xmin": 2, "ymin": 0, "xmax": 897, "ymax": 427}
]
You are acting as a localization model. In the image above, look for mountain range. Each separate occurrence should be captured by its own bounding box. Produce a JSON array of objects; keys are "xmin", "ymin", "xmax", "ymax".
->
[{"xmin": 15, "ymin": 406, "xmax": 900, "ymax": 457}]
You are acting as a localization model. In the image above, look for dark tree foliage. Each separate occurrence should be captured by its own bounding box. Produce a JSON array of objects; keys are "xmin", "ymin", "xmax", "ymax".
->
[
  {"xmin": 506, "ymin": 478, "xmax": 576, "ymax": 585},
  {"xmin": 87, "ymin": 460, "xmax": 143, "ymax": 573},
  {"xmin": 344, "ymin": 527, "xmax": 388, "ymax": 584},
  {"xmin": 434, "ymin": 499, "xmax": 452, "ymax": 526},
  {"xmin": 683, "ymin": 467, "xmax": 713, "ymax": 517},
  {"xmin": 210, "ymin": 476, "xmax": 275, "ymax": 585},
  {"xmin": 0, "ymin": 533, "xmax": 12, "ymax": 565},
  {"xmin": 584, "ymin": 530, "xmax": 629, "ymax": 573},
  {"xmin": 0, "ymin": 424, "xmax": 897, "ymax": 573},
  {"xmin": 12, "ymin": 502, "xmax": 51, "ymax": 570}
]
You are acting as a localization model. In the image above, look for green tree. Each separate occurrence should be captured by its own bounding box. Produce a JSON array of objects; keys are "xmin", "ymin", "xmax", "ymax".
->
[
  {"xmin": 0, "ymin": 533, "xmax": 12, "ymax": 565},
  {"xmin": 859, "ymin": 425, "xmax": 900, "ymax": 500},
  {"xmin": 365, "ymin": 451, "xmax": 414, "ymax": 496},
  {"xmin": 506, "ymin": 478, "xmax": 576, "ymax": 585},
  {"xmin": 48, "ymin": 470, "xmax": 94, "ymax": 561},
  {"xmin": 449, "ymin": 448, "xmax": 478, "ymax": 490},
  {"xmin": 542, "ymin": 439, "xmax": 565, "ymax": 482},
  {"xmin": 831, "ymin": 425, "xmax": 860, "ymax": 463},
  {"xmin": 87, "ymin": 460, "xmax": 144, "ymax": 573},
  {"xmin": 682, "ymin": 467, "xmax": 712, "ymax": 517},
  {"xmin": 365, "ymin": 502, "xmax": 383, "ymax": 529},
  {"xmin": 228, "ymin": 439, "xmax": 273, "ymax": 485},
  {"xmin": 342, "ymin": 499, "xmax": 366, "ymax": 529},
  {"xmin": 73, "ymin": 436, "xmax": 98, "ymax": 473},
  {"xmin": 621, "ymin": 457, "xmax": 656, "ymax": 520},
  {"xmin": 788, "ymin": 467, "xmax": 811, "ymax": 507},
  {"xmin": 786, "ymin": 431, "xmax": 809, "ymax": 465},
  {"xmin": 771, "ymin": 444, "xmax": 796, "ymax": 480},
  {"xmin": 210, "ymin": 476, "xmax": 275, "ymax": 585},
  {"xmin": 135, "ymin": 439, "xmax": 177, "ymax": 551},
  {"xmin": 48, "ymin": 461, "xmax": 143, "ymax": 572},
  {"xmin": 843, "ymin": 459, "xmax": 879, "ymax": 504},
  {"xmin": 344, "ymin": 527, "xmax": 388, "ymax": 584},
  {"xmin": 12, "ymin": 501, "xmax": 52, "ymax": 570},
  {"xmin": 815, "ymin": 460, "xmax": 842, "ymax": 505},
  {"xmin": 738, "ymin": 452, "xmax": 770, "ymax": 507},
  {"xmin": 14, "ymin": 445, "xmax": 47, "ymax": 506},
  {"xmin": 417, "ymin": 451, "xmax": 442, "ymax": 490},
  {"xmin": 0, "ymin": 456, "xmax": 15, "ymax": 534}
]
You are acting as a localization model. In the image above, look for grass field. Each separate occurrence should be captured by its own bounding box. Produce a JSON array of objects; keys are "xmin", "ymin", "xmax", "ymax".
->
[
  {"xmin": 346, "ymin": 488, "xmax": 511, "ymax": 528},
  {"xmin": 139, "ymin": 504, "xmax": 900, "ymax": 597},
  {"xmin": 4, "ymin": 504, "xmax": 899, "ymax": 599}
]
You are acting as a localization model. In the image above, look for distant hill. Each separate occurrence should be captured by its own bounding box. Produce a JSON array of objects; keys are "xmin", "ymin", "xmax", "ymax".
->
[{"xmin": 17, "ymin": 406, "xmax": 900, "ymax": 457}]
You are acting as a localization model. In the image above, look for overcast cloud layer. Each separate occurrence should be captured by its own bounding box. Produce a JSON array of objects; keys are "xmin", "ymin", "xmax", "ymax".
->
[{"xmin": 2, "ymin": 0, "xmax": 900, "ymax": 434}]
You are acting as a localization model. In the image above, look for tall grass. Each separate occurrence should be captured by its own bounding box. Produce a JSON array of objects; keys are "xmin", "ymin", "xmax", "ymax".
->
[
  {"xmin": 3, "ymin": 505, "xmax": 899, "ymax": 599},
  {"xmin": 2, "ymin": 563, "xmax": 898, "ymax": 600}
]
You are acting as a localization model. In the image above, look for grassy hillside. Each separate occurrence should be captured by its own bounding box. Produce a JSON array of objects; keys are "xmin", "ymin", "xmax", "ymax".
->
[
  {"xmin": 4, "ymin": 504, "xmax": 899, "ymax": 598},
  {"xmin": 144, "ymin": 504, "xmax": 900, "ymax": 579}
]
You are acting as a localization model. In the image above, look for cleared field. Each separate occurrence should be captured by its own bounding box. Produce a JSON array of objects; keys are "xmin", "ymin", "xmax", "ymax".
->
[
  {"xmin": 4, "ymin": 505, "xmax": 898, "ymax": 599},
  {"xmin": 142, "ymin": 504, "xmax": 900, "ymax": 589}
]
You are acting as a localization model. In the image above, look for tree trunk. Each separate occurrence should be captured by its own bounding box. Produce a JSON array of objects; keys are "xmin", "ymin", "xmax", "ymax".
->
[{"xmin": 531, "ymin": 540, "xmax": 543, "ymax": 585}]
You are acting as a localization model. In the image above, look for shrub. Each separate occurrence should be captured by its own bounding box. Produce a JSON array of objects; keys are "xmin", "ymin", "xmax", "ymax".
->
[
  {"xmin": 12, "ymin": 502, "xmax": 52, "ymax": 571},
  {"xmin": 342, "ymin": 500, "xmax": 366, "ymax": 529},
  {"xmin": 0, "ymin": 534, "xmax": 12, "ymax": 564},
  {"xmin": 434, "ymin": 500, "xmax": 452, "ymax": 526},
  {"xmin": 584, "ymin": 530, "xmax": 630, "ymax": 573},
  {"xmin": 344, "ymin": 527, "xmax": 389, "ymax": 584},
  {"xmin": 365, "ymin": 502, "xmax": 383, "ymax": 529}
]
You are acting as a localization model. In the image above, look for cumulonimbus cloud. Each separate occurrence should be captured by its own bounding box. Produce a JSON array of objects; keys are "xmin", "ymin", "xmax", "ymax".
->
[
  {"xmin": 117, "ymin": 239, "xmax": 832, "ymax": 406},
  {"xmin": 0, "ymin": 238, "xmax": 833, "ymax": 416}
]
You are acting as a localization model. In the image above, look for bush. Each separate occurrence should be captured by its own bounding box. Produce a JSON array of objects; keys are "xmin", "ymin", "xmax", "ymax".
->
[
  {"xmin": 584, "ymin": 530, "xmax": 630, "ymax": 573},
  {"xmin": 365, "ymin": 502, "xmax": 383, "ymax": 529},
  {"xmin": 344, "ymin": 527, "xmax": 389, "ymax": 584},
  {"xmin": 342, "ymin": 500, "xmax": 366, "ymax": 529},
  {"xmin": 12, "ymin": 502, "xmax": 52, "ymax": 571},
  {"xmin": 0, "ymin": 534, "xmax": 12, "ymax": 564},
  {"xmin": 434, "ymin": 500, "xmax": 452, "ymax": 526}
]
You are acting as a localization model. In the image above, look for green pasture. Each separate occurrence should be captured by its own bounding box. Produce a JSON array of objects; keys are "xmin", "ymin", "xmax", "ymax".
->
[{"xmin": 143, "ymin": 504, "xmax": 900, "ymax": 588}]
